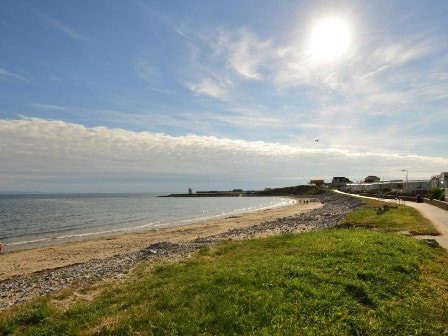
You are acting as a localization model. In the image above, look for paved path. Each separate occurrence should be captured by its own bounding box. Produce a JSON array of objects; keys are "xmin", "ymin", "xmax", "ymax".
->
[
  {"xmin": 402, "ymin": 202, "xmax": 448, "ymax": 249},
  {"xmin": 335, "ymin": 190, "xmax": 448, "ymax": 250}
]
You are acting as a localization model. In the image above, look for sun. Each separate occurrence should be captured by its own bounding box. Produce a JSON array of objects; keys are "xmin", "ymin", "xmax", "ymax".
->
[{"xmin": 309, "ymin": 18, "xmax": 351, "ymax": 61}]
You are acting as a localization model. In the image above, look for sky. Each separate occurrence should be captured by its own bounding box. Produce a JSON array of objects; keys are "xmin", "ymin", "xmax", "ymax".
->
[{"xmin": 0, "ymin": 0, "xmax": 447, "ymax": 193}]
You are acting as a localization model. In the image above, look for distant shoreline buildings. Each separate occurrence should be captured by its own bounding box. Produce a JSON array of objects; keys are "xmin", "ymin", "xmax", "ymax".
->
[
  {"xmin": 179, "ymin": 172, "xmax": 447, "ymax": 202},
  {"xmin": 310, "ymin": 172, "xmax": 447, "ymax": 201}
]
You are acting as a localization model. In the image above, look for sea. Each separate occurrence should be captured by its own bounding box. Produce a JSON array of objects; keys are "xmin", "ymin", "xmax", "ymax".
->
[{"xmin": 0, "ymin": 193, "xmax": 293, "ymax": 252}]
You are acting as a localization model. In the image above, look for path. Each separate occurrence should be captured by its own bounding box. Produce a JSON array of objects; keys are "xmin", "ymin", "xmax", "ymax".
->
[
  {"xmin": 335, "ymin": 190, "xmax": 448, "ymax": 250},
  {"xmin": 403, "ymin": 202, "xmax": 448, "ymax": 249}
]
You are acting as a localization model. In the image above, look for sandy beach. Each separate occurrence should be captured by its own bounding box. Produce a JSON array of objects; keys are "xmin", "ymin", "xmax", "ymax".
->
[
  {"xmin": 0, "ymin": 193, "xmax": 368, "ymax": 311},
  {"xmin": 0, "ymin": 199, "xmax": 320, "ymax": 282}
]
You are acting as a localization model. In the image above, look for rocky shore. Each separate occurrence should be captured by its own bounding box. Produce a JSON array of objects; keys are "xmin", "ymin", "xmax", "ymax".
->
[{"xmin": 0, "ymin": 192, "xmax": 366, "ymax": 311}]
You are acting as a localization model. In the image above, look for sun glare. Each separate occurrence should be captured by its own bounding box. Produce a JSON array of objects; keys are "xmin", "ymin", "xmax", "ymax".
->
[{"xmin": 309, "ymin": 18, "xmax": 351, "ymax": 61}]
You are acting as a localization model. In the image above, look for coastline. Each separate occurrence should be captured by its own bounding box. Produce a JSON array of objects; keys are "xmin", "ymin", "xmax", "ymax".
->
[
  {"xmin": 0, "ymin": 193, "xmax": 369, "ymax": 311},
  {"xmin": 0, "ymin": 198, "xmax": 319, "ymax": 282},
  {"xmin": 1, "ymin": 195, "xmax": 295, "ymax": 253}
]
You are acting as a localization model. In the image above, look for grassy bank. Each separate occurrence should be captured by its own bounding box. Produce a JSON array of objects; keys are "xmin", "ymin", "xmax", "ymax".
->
[
  {"xmin": 1, "ymin": 230, "xmax": 447, "ymax": 335},
  {"xmin": 1, "ymin": 197, "xmax": 447, "ymax": 335},
  {"xmin": 342, "ymin": 197, "xmax": 439, "ymax": 235}
]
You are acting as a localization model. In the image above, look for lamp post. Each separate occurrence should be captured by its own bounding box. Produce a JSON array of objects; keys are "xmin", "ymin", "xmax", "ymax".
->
[{"xmin": 401, "ymin": 169, "xmax": 408, "ymax": 194}]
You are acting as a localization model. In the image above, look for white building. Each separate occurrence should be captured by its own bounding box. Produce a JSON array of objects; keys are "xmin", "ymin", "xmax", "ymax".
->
[
  {"xmin": 343, "ymin": 181, "xmax": 402, "ymax": 194},
  {"xmin": 344, "ymin": 183, "xmax": 374, "ymax": 193},
  {"xmin": 404, "ymin": 180, "xmax": 430, "ymax": 194},
  {"xmin": 344, "ymin": 180, "xmax": 430, "ymax": 195}
]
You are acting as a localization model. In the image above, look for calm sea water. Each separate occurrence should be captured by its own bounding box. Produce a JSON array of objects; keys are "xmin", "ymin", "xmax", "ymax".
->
[{"xmin": 0, "ymin": 193, "xmax": 293, "ymax": 252}]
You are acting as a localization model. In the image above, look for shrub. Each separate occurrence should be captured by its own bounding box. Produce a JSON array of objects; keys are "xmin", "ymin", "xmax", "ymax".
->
[
  {"xmin": 439, "ymin": 190, "xmax": 445, "ymax": 201},
  {"xmin": 429, "ymin": 187, "xmax": 444, "ymax": 200}
]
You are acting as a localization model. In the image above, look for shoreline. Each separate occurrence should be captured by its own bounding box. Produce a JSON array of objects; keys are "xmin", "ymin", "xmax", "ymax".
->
[
  {"xmin": 2, "ymin": 196, "xmax": 295, "ymax": 252},
  {"xmin": 0, "ymin": 193, "xmax": 368, "ymax": 311},
  {"xmin": 0, "ymin": 197, "xmax": 317, "ymax": 282}
]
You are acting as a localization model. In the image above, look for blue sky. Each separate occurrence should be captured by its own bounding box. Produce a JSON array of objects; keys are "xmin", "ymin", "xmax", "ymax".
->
[{"xmin": 1, "ymin": 0, "xmax": 447, "ymax": 192}]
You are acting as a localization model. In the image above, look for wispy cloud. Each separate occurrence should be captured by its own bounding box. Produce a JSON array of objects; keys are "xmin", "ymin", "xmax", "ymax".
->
[
  {"xmin": 30, "ymin": 103, "xmax": 67, "ymax": 111},
  {"xmin": 178, "ymin": 28, "xmax": 273, "ymax": 100},
  {"xmin": 178, "ymin": 20, "xmax": 442, "ymax": 114},
  {"xmin": 39, "ymin": 13, "xmax": 89, "ymax": 42},
  {"xmin": 133, "ymin": 59, "xmax": 175, "ymax": 94},
  {"xmin": 295, "ymin": 123, "xmax": 351, "ymax": 130},
  {"xmin": 118, "ymin": 18, "xmax": 448, "ymax": 159},
  {"xmin": 169, "ymin": 22, "xmax": 446, "ymax": 154},
  {"xmin": 0, "ymin": 67, "xmax": 26, "ymax": 81},
  {"xmin": 213, "ymin": 29, "xmax": 272, "ymax": 80},
  {"xmin": 131, "ymin": 0, "xmax": 193, "ymax": 42},
  {"xmin": 186, "ymin": 78, "xmax": 229, "ymax": 100}
]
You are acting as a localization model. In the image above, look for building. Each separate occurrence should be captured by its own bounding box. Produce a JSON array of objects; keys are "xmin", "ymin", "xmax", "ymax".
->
[
  {"xmin": 343, "ymin": 172, "xmax": 446, "ymax": 198},
  {"xmin": 309, "ymin": 179, "xmax": 325, "ymax": 186},
  {"xmin": 343, "ymin": 180, "xmax": 430, "ymax": 195},
  {"xmin": 430, "ymin": 175, "xmax": 440, "ymax": 188},
  {"xmin": 331, "ymin": 177, "xmax": 352, "ymax": 187},
  {"xmin": 404, "ymin": 180, "xmax": 430, "ymax": 195},
  {"xmin": 362, "ymin": 181, "xmax": 403, "ymax": 193},
  {"xmin": 364, "ymin": 176, "xmax": 380, "ymax": 183},
  {"xmin": 344, "ymin": 183, "xmax": 375, "ymax": 193}
]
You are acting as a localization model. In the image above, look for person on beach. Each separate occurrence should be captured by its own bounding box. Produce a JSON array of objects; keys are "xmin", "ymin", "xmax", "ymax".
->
[{"xmin": 0, "ymin": 242, "xmax": 2, "ymax": 253}]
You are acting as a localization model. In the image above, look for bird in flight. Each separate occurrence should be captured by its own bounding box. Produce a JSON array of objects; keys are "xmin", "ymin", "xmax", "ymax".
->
[{"xmin": 315, "ymin": 139, "xmax": 319, "ymax": 142}]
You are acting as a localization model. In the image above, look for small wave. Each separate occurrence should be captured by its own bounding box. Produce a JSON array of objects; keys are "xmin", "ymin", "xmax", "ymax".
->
[
  {"xmin": 5, "ymin": 222, "xmax": 157, "ymax": 247},
  {"xmin": 5, "ymin": 237, "xmax": 55, "ymax": 247},
  {"xmin": 4, "ymin": 197, "xmax": 295, "ymax": 248},
  {"xmin": 151, "ymin": 197, "xmax": 295, "ymax": 228}
]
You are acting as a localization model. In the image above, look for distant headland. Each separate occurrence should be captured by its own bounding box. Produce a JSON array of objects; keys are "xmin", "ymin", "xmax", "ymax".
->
[{"xmin": 162, "ymin": 185, "xmax": 318, "ymax": 197}]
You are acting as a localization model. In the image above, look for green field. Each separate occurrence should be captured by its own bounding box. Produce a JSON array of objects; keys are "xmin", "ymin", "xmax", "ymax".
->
[{"xmin": 1, "ymin": 198, "xmax": 447, "ymax": 336}]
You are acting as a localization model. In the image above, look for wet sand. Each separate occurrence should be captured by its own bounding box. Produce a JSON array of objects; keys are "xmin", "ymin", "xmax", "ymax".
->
[{"xmin": 0, "ymin": 199, "xmax": 320, "ymax": 282}]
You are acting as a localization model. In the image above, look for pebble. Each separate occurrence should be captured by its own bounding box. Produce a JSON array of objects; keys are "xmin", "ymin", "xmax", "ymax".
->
[{"xmin": 0, "ymin": 192, "xmax": 366, "ymax": 311}]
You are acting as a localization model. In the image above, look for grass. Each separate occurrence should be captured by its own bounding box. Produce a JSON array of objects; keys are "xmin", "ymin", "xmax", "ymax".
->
[
  {"xmin": 343, "ymin": 197, "xmax": 439, "ymax": 235},
  {"xmin": 1, "ymin": 230, "xmax": 448, "ymax": 336},
  {"xmin": 1, "ymin": 195, "xmax": 447, "ymax": 335}
]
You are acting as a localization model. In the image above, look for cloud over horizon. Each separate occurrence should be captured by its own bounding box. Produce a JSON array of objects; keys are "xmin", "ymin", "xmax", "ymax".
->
[{"xmin": 1, "ymin": 117, "xmax": 446, "ymax": 192}]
